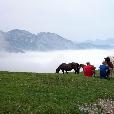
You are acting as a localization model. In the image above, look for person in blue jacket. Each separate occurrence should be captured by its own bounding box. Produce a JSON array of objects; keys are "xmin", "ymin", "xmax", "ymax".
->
[{"xmin": 99, "ymin": 61, "xmax": 109, "ymax": 79}]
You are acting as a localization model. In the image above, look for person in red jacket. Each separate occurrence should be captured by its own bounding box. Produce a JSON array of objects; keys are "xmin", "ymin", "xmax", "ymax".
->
[{"xmin": 83, "ymin": 62, "xmax": 95, "ymax": 77}]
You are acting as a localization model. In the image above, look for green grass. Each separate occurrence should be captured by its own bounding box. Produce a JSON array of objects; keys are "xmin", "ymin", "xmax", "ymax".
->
[{"xmin": 0, "ymin": 71, "xmax": 114, "ymax": 114}]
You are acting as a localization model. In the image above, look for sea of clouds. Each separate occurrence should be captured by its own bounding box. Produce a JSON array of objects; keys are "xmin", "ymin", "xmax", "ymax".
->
[{"xmin": 0, "ymin": 49, "xmax": 114, "ymax": 73}]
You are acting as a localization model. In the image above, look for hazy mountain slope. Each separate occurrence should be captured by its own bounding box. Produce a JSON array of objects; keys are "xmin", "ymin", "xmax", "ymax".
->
[
  {"xmin": 5, "ymin": 29, "xmax": 80, "ymax": 52},
  {"xmin": 0, "ymin": 29, "xmax": 114, "ymax": 52}
]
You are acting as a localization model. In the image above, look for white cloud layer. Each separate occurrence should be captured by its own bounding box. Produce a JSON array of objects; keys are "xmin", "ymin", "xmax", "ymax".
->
[{"xmin": 0, "ymin": 49, "xmax": 114, "ymax": 73}]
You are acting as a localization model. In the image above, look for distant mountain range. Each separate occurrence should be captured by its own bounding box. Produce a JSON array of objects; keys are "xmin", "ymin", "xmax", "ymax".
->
[{"xmin": 0, "ymin": 29, "xmax": 114, "ymax": 52}]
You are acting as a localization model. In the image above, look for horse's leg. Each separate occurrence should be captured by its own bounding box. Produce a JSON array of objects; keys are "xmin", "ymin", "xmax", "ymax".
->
[
  {"xmin": 63, "ymin": 68, "xmax": 68, "ymax": 74},
  {"xmin": 62, "ymin": 70, "xmax": 64, "ymax": 74},
  {"xmin": 76, "ymin": 69, "xmax": 79, "ymax": 74},
  {"xmin": 74, "ymin": 69, "xmax": 79, "ymax": 74},
  {"xmin": 74, "ymin": 70, "xmax": 76, "ymax": 74},
  {"xmin": 77, "ymin": 69, "xmax": 79, "ymax": 74},
  {"xmin": 66, "ymin": 70, "xmax": 68, "ymax": 74}
]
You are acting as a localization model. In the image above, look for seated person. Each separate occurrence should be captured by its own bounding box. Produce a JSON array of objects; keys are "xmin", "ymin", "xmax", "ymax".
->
[
  {"xmin": 104, "ymin": 57, "xmax": 113, "ymax": 77},
  {"xmin": 99, "ymin": 61, "xmax": 109, "ymax": 79},
  {"xmin": 83, "ymin": 62, "xmax": 95, "ymax": 77}
]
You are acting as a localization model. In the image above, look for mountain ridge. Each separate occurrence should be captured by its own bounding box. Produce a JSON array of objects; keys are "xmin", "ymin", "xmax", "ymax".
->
[{"xmin": 0, "ymin": 29, "xmax": 114, "ymax": 52}]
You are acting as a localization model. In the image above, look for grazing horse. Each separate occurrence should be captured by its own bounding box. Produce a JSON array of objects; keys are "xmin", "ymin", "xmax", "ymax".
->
[{"xmin": 56, "ymin": 62, "xmax": 80, "ymax": 74}]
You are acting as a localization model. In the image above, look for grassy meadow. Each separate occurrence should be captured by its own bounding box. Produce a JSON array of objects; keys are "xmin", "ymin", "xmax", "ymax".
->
[{"xmin": 0, "ymin": 71, "xmax": 114, "ymax": 114}]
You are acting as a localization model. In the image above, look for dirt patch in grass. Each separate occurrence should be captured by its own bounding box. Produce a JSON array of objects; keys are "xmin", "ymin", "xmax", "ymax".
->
[{"xmin": 79, "ymin": 99, "xmax": 114, "ymax": 114}]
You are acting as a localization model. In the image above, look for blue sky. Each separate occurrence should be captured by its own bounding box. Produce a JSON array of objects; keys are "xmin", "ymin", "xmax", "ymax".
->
[{"xmin": 0, "ymin": 0, "xmax": 114, "ymax": 41}]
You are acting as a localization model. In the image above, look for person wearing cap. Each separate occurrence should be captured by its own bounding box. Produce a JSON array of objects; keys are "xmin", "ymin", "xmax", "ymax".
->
[
  {"xmin": 83, "ymin": 62, "xmax": 95, "ymax": 77},
  {"xmin": 99, "ymin": 61, "xmax": 109, "ymax": 79},
  {"xmin": 104, "ymin": 57, "xmax": 110, "ymax": 62},
  {"xmin": 104, "ymin": 56, "xmax": 113, "ymax": 77}
]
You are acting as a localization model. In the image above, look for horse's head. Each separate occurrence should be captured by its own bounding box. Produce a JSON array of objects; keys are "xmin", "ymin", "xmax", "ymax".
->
[
  {"xmin": 56, "ymin": 68, "xmax": 60, "ymax": 73},
  {"xmin": 79, "ymin": 64, "xmax": 85, "ymax": 68}
]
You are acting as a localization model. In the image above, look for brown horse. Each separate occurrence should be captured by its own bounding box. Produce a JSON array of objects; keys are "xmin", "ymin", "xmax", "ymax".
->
[{"xmin": 56, "ymin": 62, "xmax": 80, "ymax": 74}]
